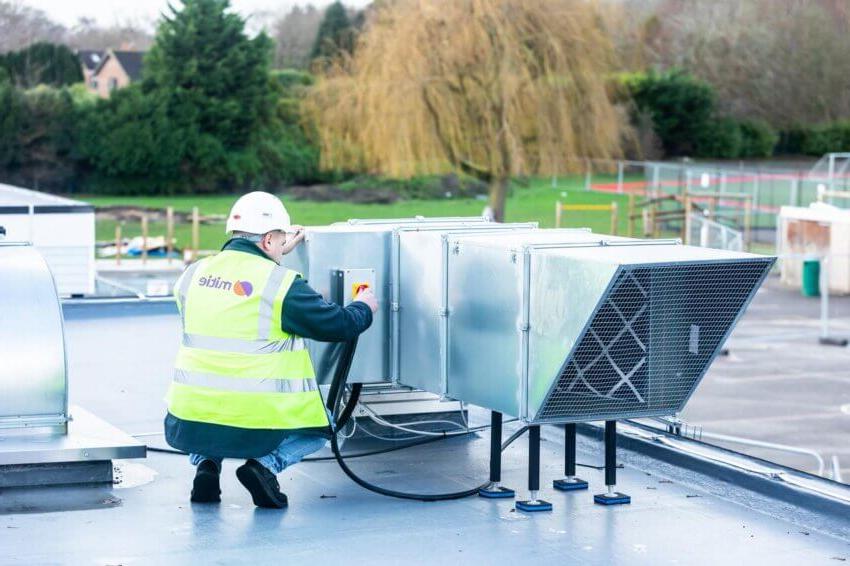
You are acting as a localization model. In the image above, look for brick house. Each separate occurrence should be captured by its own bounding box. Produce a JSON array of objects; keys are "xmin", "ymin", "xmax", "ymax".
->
[
  {"xmin": 77, "ymin": 50, "xmax": 105, "ymax": 90},
  {"xmin": 79, "ymin": 50, "xmax": 145, "ymax": 98}
]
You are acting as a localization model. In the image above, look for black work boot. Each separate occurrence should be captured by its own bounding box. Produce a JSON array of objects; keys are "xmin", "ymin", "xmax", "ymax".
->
[
  {"xmin": 191, "ymin": 460, "xmax": 221, "ymax": 503},
  {"xmin": 236, "ymin": 459, "xmax": 288, "ymax": 509}
]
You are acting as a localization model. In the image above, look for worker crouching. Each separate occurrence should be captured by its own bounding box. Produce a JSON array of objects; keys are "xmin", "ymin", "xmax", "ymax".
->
[{"xmin": 164, "ymin": 191, "xmax": 378, "ymax": 508}]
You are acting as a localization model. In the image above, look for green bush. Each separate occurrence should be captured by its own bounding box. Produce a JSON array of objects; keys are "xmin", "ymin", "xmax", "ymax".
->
[
  {"xmin": 624, "ymin": 69, "xmax": 716, "ymax": 156},
  {"xmin": 775, "ymin": 128, "xmax": 808, "ymax": 155},
  {"xmin": 800, "ymin": 122, "xmax": 850, "ymax": 155},
  {"xmin": 625, "ymin": 70, "xmax": 779, "ymax": 159},
  {"xmin": 336, "ymin": 174, "xmax": 488, "ymax": 200},
  {"xmin": 695, "ymin": 118, "xmax": 742, "ymax": 159},
  {"xmin": 738, "ymin": 120, "xmax": 778, "ymax": 157}
]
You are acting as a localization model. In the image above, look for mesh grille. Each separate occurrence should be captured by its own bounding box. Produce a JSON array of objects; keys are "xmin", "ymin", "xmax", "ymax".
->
[{"xmin": 537, "ymin": 260, "xmax": 771, "ymax": 421}]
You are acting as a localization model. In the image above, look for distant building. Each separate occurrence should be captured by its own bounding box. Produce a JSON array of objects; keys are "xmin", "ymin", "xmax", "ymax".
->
[
  {"xmin": 77, "ymin": 49, "xmax": 105, "ymax": 90},
  {"xmin": 78, "ymin": 49, "xmax": 145, "ymax": 98}
]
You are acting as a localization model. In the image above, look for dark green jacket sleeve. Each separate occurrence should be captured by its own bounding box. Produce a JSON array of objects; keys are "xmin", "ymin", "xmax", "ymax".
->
[{"xmin": 281, "ymin": 276, "xmax": 373, "ymax": 342}]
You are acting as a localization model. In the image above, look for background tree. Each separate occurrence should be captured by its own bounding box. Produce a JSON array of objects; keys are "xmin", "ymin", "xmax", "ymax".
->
[
  {"xmin": 141, "ymin": 0, "xmax": 276, "ymax": 191},
  {"xmin": 625, "ymin": 70, "xmax": 715, "ymax": 156},
  {"xmin": 272, "ymin": 5, "xmax": 324, "ymax": 69},
  {"xmin": 0, "ymin": 74, "xmax": 23, "ymax": 170},
  {"xmin": 306, "ymin": 0, "xmax": 628, "ymax": 221},
  {"xmin": 66, "ymin": 17, "xmax": 154, "ymax": 51},
  {"xmin": 310, "ymin": 2, "xmax": 354, "ymax": 61},
  {"xmin": 638, "ymin": 0, "xmax": 850, "ymax": 128},
  {"xmin": 0, "ymin": 83, "xmax": 78, "ymax": 191},
  {"xmin": 0, "ymin": 42, "xmax": 83, "ymax": 88},
  {"xmin": 0, "ymin": 2, "xmax": 65, "ymax": 53}
]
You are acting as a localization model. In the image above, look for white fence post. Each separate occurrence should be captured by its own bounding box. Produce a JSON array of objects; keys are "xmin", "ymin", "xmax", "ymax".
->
[{"xmin": 617, "ymin": 161, "xmax": 624, "ymax": 194}]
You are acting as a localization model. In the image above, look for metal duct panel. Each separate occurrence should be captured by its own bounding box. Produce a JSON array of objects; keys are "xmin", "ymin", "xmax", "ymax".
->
[
  {"xmin": 282, "ymin": 217, "xmax": 497, "ymax": 384},
  {"xmin": 0, "ymin": 243, "xmax": 68, "ymax": 431},
  {"xmin": 395, "ymin": 224, "xmax": 538, "ymax": 394},
  {"xmin": 535, "ymin": 258, "xmax": 773, "ymax": 422}
]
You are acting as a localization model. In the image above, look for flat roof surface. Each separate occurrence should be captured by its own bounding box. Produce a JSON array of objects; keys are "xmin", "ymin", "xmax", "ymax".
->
[
  {"xmin": 1, "ymin": 302, "xmax": 849, "ymax": 564},
  {"xmin": 682, "ymin": 274, "xmax": 850, "ymax": 479}
]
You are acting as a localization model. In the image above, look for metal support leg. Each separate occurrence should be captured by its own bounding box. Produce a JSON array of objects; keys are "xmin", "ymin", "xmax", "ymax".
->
[
  {"xmin": 479, "ymin": 411, "xmax": 514, "ymax": 499},
  {"xmin": 553, "ymin": 423, "xmax": 588, "ymax": 491},
  {"xmin": 594, "ymin": 421, "xmax": 630, "ymax": 505},
  {"xmin": 516, "ymin": 426, "xmax": 552, "ymax": 512}
]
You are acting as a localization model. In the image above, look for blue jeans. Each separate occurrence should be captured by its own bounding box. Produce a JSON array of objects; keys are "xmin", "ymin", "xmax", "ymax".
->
[{"xmin": 190, "ymin": 433, "xmax": 328, "ymax": 474}]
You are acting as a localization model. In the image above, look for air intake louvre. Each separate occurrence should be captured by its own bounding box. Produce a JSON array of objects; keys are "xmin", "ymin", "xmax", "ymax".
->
[{"xmin": 537, "ymin": 259, "xmax": 771, "ymax": 421}]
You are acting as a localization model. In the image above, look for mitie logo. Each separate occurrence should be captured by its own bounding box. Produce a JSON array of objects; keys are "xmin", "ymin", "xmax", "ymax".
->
[{"xmin": 199, "ymin": 275, "xmax": 253, "ymax": 297}]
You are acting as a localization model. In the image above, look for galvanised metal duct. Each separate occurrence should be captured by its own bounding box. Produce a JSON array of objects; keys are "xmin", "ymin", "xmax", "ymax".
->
[
  {"xmin": 286, "ymin": 219, "xmax": 773, "ymax": 424},
  {"xmin": 283, "ymin": 217, "xmax": 537, "ymax": 383},
  {"xmin": 0, "ymin": 242, "xmax": 144, "ymax": 484},
  {"xmin": 442, "ymin": 233, "xmax": 774, "ymax": 423}
]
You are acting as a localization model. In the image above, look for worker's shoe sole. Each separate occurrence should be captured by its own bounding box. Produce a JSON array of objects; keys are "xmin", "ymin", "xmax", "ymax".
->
[
  {"xmin": 236, "ymin": 460, "xmax": 288, "ymax": 509},
  {"xmin": 190, "ymin": 460, "xmax": 221, "ymax": 503}
]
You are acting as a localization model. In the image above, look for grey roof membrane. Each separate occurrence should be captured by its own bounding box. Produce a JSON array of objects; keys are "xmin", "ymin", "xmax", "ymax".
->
[{"xmin": 1, "ymin": 303, "xmax": 849, "ymax": 565}]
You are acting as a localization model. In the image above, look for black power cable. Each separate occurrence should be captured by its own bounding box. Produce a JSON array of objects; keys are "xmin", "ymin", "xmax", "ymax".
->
[{"xmin": 325, "ymin": 337, "xmax": 529, "ymax": 501}]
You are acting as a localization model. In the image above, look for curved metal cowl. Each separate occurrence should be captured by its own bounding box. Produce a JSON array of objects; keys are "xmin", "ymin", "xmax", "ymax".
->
[{"xmin": 0, "ymin": 243, "xmax": 68, "ymax": 431}]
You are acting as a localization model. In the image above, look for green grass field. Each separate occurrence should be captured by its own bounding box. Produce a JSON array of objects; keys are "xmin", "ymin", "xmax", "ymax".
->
[{"xmin": 88, "ymin": 176, "xmax": 641, "ymax": 251}]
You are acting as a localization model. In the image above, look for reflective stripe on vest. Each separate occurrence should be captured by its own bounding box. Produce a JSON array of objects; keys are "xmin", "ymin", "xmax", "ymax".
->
[
  {"xmin": 182, "ymin": 334, "xmax": 306, "ymax": 355},
  {"xmin": 173, "ymin": 369, "xmax": 318, "ymax": 393}
]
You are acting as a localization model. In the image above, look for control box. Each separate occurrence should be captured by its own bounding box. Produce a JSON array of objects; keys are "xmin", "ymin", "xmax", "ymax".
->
[{"xmin": 331, "ymin": 268, "xmax": 376, "ymax": 308}]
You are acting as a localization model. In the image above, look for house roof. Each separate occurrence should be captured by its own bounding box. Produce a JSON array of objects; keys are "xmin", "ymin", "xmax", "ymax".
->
[
  {"xmin": 77, "ymin": 49, "xmax": 105, "ymax": 71},
  {"xmin": 92, "ymin": 50, "xmax": 146, "ymax": 82},
  {"xmin": 112, "ymin": 50, "xmax": 145, "ymax": 81}
]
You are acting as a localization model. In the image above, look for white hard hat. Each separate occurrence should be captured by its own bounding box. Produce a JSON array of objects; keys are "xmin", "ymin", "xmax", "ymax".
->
[{"xmin": 226, "ymin": 191, "xmax": 292, "ymax": 235}]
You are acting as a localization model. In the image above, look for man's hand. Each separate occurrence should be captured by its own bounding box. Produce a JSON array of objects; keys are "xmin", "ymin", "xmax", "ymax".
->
[
  {"xmin": 281, "ymin": 226, "xmax": 305, "ymax": 255},
  {"xmin": 354, "ymin": 287, "xmax": 378, "ymax": 313}
]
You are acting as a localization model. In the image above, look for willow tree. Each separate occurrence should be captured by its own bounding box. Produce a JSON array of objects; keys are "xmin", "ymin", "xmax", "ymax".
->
[{"xmin": 305, "ymin": 0, "xmax": 628, "ymax": 221}]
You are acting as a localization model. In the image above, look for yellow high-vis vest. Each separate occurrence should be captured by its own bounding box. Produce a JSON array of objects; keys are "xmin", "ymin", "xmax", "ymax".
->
[{"xmin": 166, "ymin": 250, "xmax": 329, "ymax": 431}]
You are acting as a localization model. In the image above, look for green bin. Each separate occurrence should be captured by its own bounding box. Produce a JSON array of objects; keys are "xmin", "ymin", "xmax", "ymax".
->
[{"xmin": 802, "ymin": 259, "xmax": 820, "ymax": 297}]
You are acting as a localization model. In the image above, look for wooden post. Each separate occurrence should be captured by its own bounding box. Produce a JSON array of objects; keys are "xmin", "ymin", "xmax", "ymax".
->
[
  {"xmin": 191, "ymin": 207, "xmax": 200, "ymax": 261},
  {"xmin": 642, "ymin": 209, "xmax": 651, "ymax": 237},
  {"xmin": 610, "ymin": 202, "xmax": 618, "ymax": 235},
  {"xmin": 744, "ymin": 197, "xmax": 753, "ymax": 252},
  {"xmin": 628, "ymin": 194, "xmax": 635, "ymax": 237},
  {"xmin": 115, "ymin": 224, "xmax": 122, "ymax": 267},
  {"xmin": 141, "ymin": 213, "xmax": 149, "ymax": 265},
  {"xmin": 651, "ymin": 204, "xmax": 659, "ymax": 238},
  {"xmin": 555, "ymin": 201, "xmax": 562, "ymax": 228},
  {"xmin": 682, "ymin": 196, "xmax": 691, "ymax": 244},
  {"xmin": 166, "ymin": 206, "xmax": 174, "ymax": 265}
]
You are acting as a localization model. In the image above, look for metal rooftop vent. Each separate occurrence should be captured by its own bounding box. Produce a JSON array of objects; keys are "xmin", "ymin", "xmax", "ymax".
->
[
  {"xmin": 442, "ymin": 235, "xmax": 774, "ymax": 424},
  {"xmin": 538, "ymin": 260, "xmax": 771, "ymax": 421}
]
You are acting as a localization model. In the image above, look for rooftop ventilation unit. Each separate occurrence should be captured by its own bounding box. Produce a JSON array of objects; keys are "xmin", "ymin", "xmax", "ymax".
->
[
  {"xmin": 287, "ymin": 221, "xmax": 772, "ymax": 424},
  {"xmin": 442, "ymin": 233, "xmax": 773, "ymax": 423},
  {"xmin": 286, "ymin": 218, "xmax": 774, "ymax": 508}
]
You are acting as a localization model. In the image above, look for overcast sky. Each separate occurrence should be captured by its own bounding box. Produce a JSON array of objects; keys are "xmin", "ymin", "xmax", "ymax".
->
[{"xmin": 23, "ymin": 0, "xmax": 371, "ymax": 29}]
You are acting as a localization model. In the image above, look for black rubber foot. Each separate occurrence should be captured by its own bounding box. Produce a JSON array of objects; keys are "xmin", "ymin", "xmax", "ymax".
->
[
  {"xmin": 594, "ymin": 492, "xmax": 631, "ymax": 506},
  {"xmin": 819, "ymin": 337, "xmax": 848, "ymax": 347},
  {"xmin": 515, "ymin": 499, "xmax": 553, "ymax": 512},
  {"xmin": 553, "ymin": 477, "xmax": 589, "ymax": 491},
  {"xmin": 479, "ymin": 485, "xmax": 515, "ymax": 499}
]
